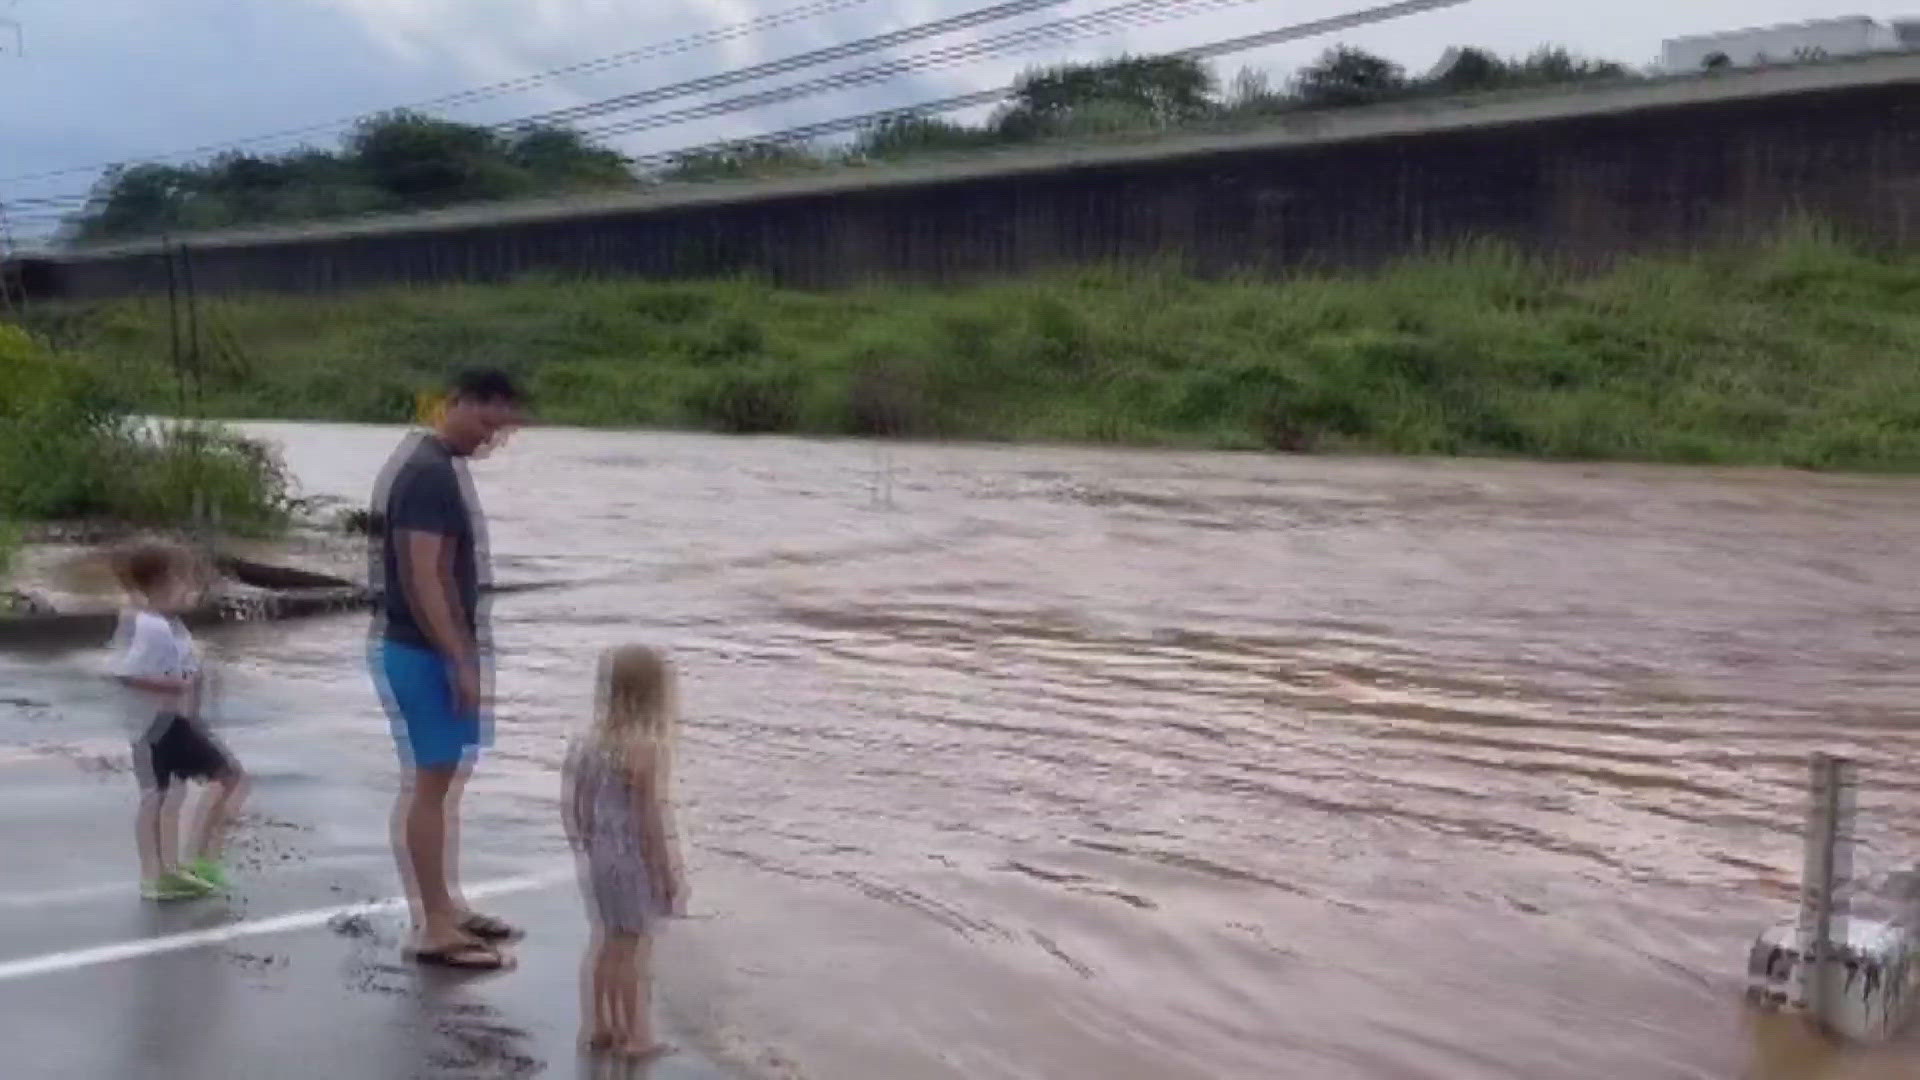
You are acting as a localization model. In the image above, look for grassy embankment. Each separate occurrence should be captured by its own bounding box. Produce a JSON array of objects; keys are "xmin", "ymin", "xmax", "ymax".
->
[
  {"xmin": 38, "ymin": 228, "xmax": 1920, "ymax": 472},
  {"xmin": 0, "ymin": 324, "xmax": 292, "ymax": 559}
]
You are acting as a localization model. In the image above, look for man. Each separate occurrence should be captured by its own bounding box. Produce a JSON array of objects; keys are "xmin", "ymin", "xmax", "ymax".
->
[{"xmin": 370, "ymin": 368, "xmax": 526, "ymax": 969}]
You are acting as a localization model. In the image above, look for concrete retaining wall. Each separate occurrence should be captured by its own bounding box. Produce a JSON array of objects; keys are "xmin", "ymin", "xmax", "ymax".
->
[{"xmin": 26, "ymin": 54, "xmax": 1920, "ymax": 299}]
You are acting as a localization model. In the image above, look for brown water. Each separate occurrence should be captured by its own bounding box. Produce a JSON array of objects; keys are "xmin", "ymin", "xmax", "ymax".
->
[{"xmin": 73, "ymin": 423, "xmax": 1920, "ymax": 1077}]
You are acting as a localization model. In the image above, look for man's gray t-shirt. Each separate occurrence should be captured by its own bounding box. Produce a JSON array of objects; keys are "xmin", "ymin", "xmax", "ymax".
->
[{"xmin": 373, "ymin": 433, "xmax": 483, "ymax": 650}]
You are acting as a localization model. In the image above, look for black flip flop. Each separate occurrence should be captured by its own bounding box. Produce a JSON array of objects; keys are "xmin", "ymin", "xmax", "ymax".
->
[
  {"xmin": 459, "ymin": 912, "xmax": 524, "ymax": 942},
  {"xmin": 408, "ymin": 940, "xmax": 511, "ymax": 971}
]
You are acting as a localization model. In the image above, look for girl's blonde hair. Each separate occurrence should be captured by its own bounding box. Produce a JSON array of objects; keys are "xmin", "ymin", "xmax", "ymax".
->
[{"xmin": 585, "ymin": 645, "xmax": 676, "ymax": 772}]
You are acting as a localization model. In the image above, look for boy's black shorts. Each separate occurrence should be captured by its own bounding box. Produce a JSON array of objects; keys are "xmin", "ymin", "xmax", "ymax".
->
[{"xmin": 133, "ymin": 714, "xmax": 236, "ymax": 791}]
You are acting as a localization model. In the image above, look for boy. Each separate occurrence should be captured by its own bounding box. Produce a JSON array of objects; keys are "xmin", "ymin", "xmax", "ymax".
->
[{"xmin": 108, "ymin": 540, "xmax": 248, "ymax": 900}]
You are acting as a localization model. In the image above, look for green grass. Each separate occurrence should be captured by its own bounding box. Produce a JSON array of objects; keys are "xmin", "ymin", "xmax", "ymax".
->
[
  {"xmin": 33, "ymin": 226, "xmax": 1920, "ymax": 472},
  {"xmin": 0, "ymin": 325, "xmax": 294, "ymax": 533}
]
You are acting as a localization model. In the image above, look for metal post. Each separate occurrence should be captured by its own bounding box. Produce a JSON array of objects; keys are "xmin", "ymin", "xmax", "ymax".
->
[
  {"xmin": 163, "ymin": 239, "xmax": 186, "ymax": 416},
  {"xmin": 1798, "ymin": 753, "xmax": 1857, "ymax": 1029},
  {"xmin": 179, "ymin": 241, "xmax": 203, "ymax": 413}
]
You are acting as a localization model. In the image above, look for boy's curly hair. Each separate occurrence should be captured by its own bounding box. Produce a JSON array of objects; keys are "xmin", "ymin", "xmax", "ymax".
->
[{"xmin": 108, "ymin": 540, "xmax": 197, "ymax": 597}]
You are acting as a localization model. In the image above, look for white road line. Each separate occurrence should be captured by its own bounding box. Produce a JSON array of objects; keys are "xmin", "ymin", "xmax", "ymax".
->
[
  {"xmin": 0, "ymin": 882, "xmax": 162, "ymax": 909},
  {"xmin": 0, "ymin": 868, "xmax": 573, "ymax": 983},
  {"xmin": 0, "ymin": 854, "xmax": 389, "ymax": 910},
  {"xmin": 0, "ymin": 853, "xmax": 538, "ymax": 910}
]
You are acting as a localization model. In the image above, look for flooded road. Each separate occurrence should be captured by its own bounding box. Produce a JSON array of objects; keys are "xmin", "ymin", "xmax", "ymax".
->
[{"xmin": 13, "ymin": 421, "xmax": 1920, "ymax": 1078}]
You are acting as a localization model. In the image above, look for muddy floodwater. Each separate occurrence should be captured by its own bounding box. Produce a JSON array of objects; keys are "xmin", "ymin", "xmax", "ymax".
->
[{"xmin": 13, "ymin": 421, "xmax": 1920, "ymax": 1079}]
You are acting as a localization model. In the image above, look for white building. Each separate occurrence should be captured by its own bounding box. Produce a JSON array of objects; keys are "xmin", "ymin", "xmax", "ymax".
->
[{"xmin": 1660, "ymin": 16, "xmax": 1913, "ymax": 74}]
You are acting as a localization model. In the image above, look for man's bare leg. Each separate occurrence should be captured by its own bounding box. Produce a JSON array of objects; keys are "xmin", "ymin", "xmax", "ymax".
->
[
  {"xmin": 396, "ymin": 764, "xmax": 467, "ymax": 949},
  {"xmin": 443, "ymin": 766, "xmax": 470, "ymax": 920}
]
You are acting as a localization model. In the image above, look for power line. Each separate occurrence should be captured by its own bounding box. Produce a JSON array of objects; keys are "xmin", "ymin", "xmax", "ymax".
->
[
  {"xmin": 16, "ymin": 0, "xmax": 1209, "ymax": 188},
  {"xmin": 628, "ymin": 0, "xmax": 1473, "ymax": 164},
  {"xmin": 1180, "ymin": 0, "xmax": 1469, "ymax": 64},
  {"xmin": 578, "ymin": 0, "xmax": 1263, "ymax": 143},
  {"xmin": 627, "ymin": 90, "xmax": 1009, "ymax": 169},
  {"xmin": 26, "ymin": 0, "xmax": 1474, "ymax": 238},
  {"xmin": 0, "ymin": 0, "xmax": 1246, "ymax": 218},
  {"xmin": 0, "ymin": 0, "xmax": 882, "ymax": 186},
  {"xmin": 1, "ymin": 0, "xmax": 1083, "ymax": 209},
  {"xmin": 510, "ymin": 0, "xmax": 1078, "ymax": 130},
  {"xmin": 375, "ymin": 0, "xmax": 881, "ymax": 115}
]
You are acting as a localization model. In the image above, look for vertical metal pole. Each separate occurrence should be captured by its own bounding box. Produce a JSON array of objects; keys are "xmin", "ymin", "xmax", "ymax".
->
[
  {"xmin": 178, "ymin": 241, "xmax": 209, "ymax": 540},
  {"xmin": 1797, "ymin": 753, "xmax": 1857, "ymax": 1030},
  {"xmin": 164, "ymin": 239, "xmax": 186, "ymax": 416},
  {"xmin": 180, "ymin": 242, "xmax": 203, "ymax": 415}
]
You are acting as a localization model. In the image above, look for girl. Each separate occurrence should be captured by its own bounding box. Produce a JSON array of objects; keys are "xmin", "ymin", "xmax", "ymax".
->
[{"xmin": 563, "ymin": 645, "xmax": 687, "ymax": 1060}]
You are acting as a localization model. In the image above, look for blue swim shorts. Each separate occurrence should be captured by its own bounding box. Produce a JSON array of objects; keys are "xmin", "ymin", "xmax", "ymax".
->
[{"xmin": 374, "ymin": 638, "xmax": 485, "ymax": 770}]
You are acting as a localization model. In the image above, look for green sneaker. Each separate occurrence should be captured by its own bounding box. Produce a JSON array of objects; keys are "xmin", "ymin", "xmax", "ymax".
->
[
  {"xmin": 186, "ymin": 857, "xmax": 229, "ymax": 891},
  {"xmin": 141, "ymin": 870, "xmax": 216, "ymax": 901}
]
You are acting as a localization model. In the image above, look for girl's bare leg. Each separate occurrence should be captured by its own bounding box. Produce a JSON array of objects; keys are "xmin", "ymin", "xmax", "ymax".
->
[
  {"xmin": 610, "ymin": 935, "xmax": 637, "ymax": 1049},
  {"xmin": 584, "ymin": 934, "xmax": 628, "ymax": 1050},
  {"xmin": 580, "ymin": 930, "xmax": 610, "ymax": 1049},
  {"xmin": 619, "ymin": 933, "xmax": 666, "ymax": 1056},
  {"xmin": 599, "ymin": 941, "xmax": 622, "ymax": 1045}
]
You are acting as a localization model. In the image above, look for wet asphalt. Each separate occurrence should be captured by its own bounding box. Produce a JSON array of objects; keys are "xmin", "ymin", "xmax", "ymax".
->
[{"xmin": 0, "ymin": 757, "xmax": 729, "ymax": 1080}]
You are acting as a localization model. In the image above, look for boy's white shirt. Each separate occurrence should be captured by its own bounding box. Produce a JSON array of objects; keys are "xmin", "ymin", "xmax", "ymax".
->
[{"xmin": 108, "ymin": 607, "xmax": 199, "ymax": 735}]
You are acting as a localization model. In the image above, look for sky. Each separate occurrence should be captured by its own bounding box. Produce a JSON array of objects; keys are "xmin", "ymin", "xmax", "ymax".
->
[{"xmin": 1, "ymin": 0, "xmax": 1914, "ymax": 239}]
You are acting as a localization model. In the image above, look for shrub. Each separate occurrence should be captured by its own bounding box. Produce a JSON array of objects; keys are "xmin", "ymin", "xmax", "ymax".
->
[
  {"xmin": 105, "ymin": 424, "xmax": 296, "ymax": 535},
  {"xmin": 680, "ymin": 364, "xmax": 802, "ymax": 434},
  {"xmin": 0, "ymin": 325, "xmax": 291, "ymax": 532},
  {"xmin": 843, "ymin": 360, "xmax": 933, "ymax": 437},
  {"xmin": 0, "ymin": 325, "xmax": 126, "ymax": 519}
]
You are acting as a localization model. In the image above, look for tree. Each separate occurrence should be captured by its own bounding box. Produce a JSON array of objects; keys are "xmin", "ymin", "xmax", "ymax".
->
[
  {"xmin": 75, "ymin": 164, "xmax": 198, "ymax": 240},
  {"xmin": 344, "ymin": 111, "xmax": 522, "ymax": 206},
  {"xmin": 852, "ymin": 116, "xmax": 998, "ymax": 160},
  {"xmin": 197, "ymin": 152, "xmax": 301, "ymax": 224},
  {"xmin": 67, "ymin": 112, "xmax": 637, "ymax": 242},
  {"xmin": 506, "ymin": 127, "xmax": 631, "ymax": 187},
  {"xmin": 1221, "ymin": 66, "xmax": 1295, "ymax": 118},
  {"xmin": 1509, "ymin": 46, "xmax": 1627, "ymax": 85},
  {"xmin": 656, "ymin": 143, "xmax": 821, "ymax": 182},
  {"xmin": 1228, "ymin": 67, "xmax": 1272, "ymax": 105},
  {"xmin": 1430, "ymin": 47, "xmax": 1509, "ymax": 93},
  {"xmin": 1292, "ymin": 46, "xmax": 1406, "ymax": 108},
  {"xmin": 997, "ymin": 55, "xmax": 1216, "ymax": 139},
  {"xmin": 60, "ymin": 41, "xmax": 1652, "ymax": 245}
]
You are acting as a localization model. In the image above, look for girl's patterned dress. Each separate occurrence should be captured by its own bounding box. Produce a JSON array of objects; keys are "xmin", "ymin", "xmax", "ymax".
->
[{"xmin": 565, "ymin": 743, "xmax": 669, "ymax": 934}]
